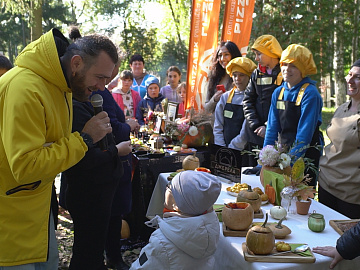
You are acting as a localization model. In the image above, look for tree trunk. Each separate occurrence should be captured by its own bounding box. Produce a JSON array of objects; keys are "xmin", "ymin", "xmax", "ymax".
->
[
  {"xmin": 353, "ymin": 0, "xmax": 359, "ymax": 63},
  {"xmin": 333, "ymin": 1, "xmax": 346, "ymax": 107},
  {"xmin": 167, "ymin": 0, "xmax": 184, "ymax": 49},
  {"xmin": 30, "ymin": 1, "xmax": 43, "ymax": 42}
]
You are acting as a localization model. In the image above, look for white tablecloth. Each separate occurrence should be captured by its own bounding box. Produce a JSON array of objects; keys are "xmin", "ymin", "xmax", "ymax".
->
[{"xmin": 146, "ymin": 171, "xmax": 360, "ymax": 269}]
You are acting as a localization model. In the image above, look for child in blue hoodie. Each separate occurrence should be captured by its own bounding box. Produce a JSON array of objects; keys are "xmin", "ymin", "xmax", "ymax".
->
[{"xmin": 136, "ymin": 77, "xmax": 165, "ymax": 125}]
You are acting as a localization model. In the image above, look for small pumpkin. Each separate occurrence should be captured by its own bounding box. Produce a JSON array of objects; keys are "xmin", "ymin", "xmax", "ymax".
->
[
  {"xmin": 222, "ymin": 202, "xmax": 254, "ymax": 231},
  {"xmin": 121, "ymin": 220, "xmax": 130, "ymax": 239},
  {"xmin": 270, "ymin": 206, "xmax": 287, "ymax": 220},
  {"xmin": 265, "ymin": 184, "xmax": 276, "ymax": 204},
  {"xmin": 182, "ymin": 153, "xmax": 200, "ymax": 170},
  {"xmin": 268, "ymin": 218, "xmax": 292, "ymax": 239},
  {"xmin": 236, "ymin": 185, "xmax": 261, "ymax": 212},
  {"xmin": 246, "ymin": 213, "xmax": 275, "ymax": 255}
]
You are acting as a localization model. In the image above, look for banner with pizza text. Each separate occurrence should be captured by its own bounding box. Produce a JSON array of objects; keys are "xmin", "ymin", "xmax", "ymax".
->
[
  {"xmin": 221, "ymin": 0, "xmax": 255, "ymax": 55},
  {"xmin": 185, "ymin": 0, "xmax": 221, "ymax": 111}
]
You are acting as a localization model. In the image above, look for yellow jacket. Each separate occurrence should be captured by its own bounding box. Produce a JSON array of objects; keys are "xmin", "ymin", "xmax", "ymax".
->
[{"xmin": 0, "ymin": 29, "xmax": 87, "ymax": 265}]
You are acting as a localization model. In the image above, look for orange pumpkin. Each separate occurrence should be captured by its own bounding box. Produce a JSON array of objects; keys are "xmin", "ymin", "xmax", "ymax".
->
[
  {"xmin": 222, "ymin": 202, "xmax": 254, "ymax": 231},
  {"xmin": 178, "ymin": 123, "xmax": 213, "ymax": 147},
  {"xmin": 121, "ymin": 220, "xmax": 130, "ymax": 239},
  {"xmin": 246, "ymin": 213, "xmax": 275, "ymax": 255}
]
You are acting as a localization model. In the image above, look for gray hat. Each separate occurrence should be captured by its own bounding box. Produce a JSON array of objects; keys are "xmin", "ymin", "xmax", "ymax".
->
[{"xmin": 171, "ymin": 171, "xmax": 221, "ymax": 215}]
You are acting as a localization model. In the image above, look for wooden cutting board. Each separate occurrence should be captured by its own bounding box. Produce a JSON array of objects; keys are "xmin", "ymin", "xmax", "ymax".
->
[
  {"xmin": 254, "ymin": 208, "xmax": 264, "ymax": 219},
  {"xmin": 242, "ymin": 243, "xmax": 316, "ymax": 263},
  {"xmin": 329, "ymin": 219, "xmax": 360, "ymax": 235},
  {"xmin": 222, "ymin": 222, "xmax": 249, "ymax": 237}
]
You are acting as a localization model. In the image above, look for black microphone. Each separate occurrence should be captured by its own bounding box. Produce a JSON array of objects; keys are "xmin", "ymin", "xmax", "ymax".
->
[{"xmin": 90, "ymin": 94, "xmax": 108, "ymax": 151}]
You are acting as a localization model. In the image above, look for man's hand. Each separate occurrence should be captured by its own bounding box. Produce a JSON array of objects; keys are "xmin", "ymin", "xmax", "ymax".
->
[
  {"xmin": 313, "ymin": 246, "xmax": 343, "ymax": 269},
  {"xmin": 126, "ymin": 118, "xmax": 140, "ymax": 132},
  {"xmin": 243, "ymin": 166, "xmax": 261, "ymax": 176},
  {"xmin": 254, "ymin": 126, "xmax": 266, "ymax": 138},
  {"xmin": 82, "ymin": 111, "xmax": 112, "ymax": 143},
  {"xmin": 116, "ymin": 140, "xmax": 132, "ymax": 156}
]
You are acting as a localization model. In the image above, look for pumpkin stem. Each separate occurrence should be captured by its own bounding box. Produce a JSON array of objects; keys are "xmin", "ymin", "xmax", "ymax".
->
[
  {"xmin": 275, "ymin": 217, "xmax": 285, "ymax": 229},
  {"xmin": 248, "ymin": 185, "xmax": 252, "ymax": 192},
  {"xmin": 262, "ymin": 213, "xmax": 268, "ymax": 228}
]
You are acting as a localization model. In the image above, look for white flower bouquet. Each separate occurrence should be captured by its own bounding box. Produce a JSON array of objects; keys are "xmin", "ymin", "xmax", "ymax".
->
[{"xmin": 256, "ymin": 145, "xmax": 291, "ymax": 170}]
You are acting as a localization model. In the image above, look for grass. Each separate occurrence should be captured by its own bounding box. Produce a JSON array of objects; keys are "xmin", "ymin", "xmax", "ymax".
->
[{"xmin": 320, "ymin": 107, "xmax": 336, "ymax": 146}]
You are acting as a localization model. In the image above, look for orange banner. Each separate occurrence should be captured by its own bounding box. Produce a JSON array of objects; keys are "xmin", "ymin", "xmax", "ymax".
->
[
  {"xmin": 185, "ymin": 0, "xmax": 222, "ymax": 111},
  {"xmin": 221, "ymin": 0, "xmax": 255, "ymax": 55}
]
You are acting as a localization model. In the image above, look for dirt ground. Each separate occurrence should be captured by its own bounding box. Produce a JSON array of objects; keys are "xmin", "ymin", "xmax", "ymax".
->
[{"xmin": 57, "ymin": 208, "xmax": 142, "ymax": 269}]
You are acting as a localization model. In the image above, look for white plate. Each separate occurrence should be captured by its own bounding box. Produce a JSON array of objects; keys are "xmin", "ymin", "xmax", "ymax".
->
[
  {"xmin": 227, "ymin": 190, "xmax": 239, "ymax": 197},
  {"xmin": 261, "ymin": 200, "xmax": 269, "ymax": 205}
]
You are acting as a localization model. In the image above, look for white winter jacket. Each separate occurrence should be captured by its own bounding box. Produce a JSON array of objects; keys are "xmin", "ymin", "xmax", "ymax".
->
[{"xmin": 130, "ymin": 211, "xmax": 220, "ymax": 270}]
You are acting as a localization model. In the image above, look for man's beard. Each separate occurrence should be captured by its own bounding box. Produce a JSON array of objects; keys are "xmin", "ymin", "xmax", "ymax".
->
[{"xmin": 70, "ymin": 71, "xmax": 90, "ymax": 102}]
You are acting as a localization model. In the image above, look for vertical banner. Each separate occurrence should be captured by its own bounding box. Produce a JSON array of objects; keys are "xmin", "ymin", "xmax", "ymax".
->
[
  {"xmin": 186, "ymin": 0, "xmax": 222, "ymax": 111},
  {"xmin": 221, "ymin": 0, "xmax": 256, "ymax": 55}
]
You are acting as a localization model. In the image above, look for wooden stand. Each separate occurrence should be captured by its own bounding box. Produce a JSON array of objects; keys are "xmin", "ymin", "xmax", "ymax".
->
[{"xmin": 223, "ymin": 223, "xmax": 249, "ymax": 237}]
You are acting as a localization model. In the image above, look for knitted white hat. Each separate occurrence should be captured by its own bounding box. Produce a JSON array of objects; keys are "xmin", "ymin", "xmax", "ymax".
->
[{"xmin": 171, "ymin": 171, "xmax": 221, "ymax": 215}]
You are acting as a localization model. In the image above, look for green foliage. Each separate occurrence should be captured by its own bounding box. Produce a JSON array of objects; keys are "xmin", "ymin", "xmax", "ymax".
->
[
  {"xmin": 118, "ymin": 21, "xmax": 160, "ymax": 74},
  {"xmin": 250, "ymin": 0, "xmax": 357, "ymax": 83}
]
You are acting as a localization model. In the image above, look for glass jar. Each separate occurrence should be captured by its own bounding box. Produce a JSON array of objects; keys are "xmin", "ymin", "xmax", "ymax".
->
[
  {"xmin": 308, "ymin": 211, "xmax": 325, "ymax": 232},
  {"xmin": 280, "ymin": 186, "xmax": 298, "ymax": 215}
]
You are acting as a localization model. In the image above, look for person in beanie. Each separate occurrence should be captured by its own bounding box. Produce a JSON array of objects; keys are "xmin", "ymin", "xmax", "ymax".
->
[
  {"xmin": 130, "ymin": 171, "xmax": 221, "ymax": 270},
  {"xmin": 264, "ymin": 44, "xmax": 323, "ymax": 187},
  {"xmin": 213, "ymin": 57, "xmax": 256, "ymax": 150},
  {"xmin": 242, "ymin": 35, "xmax": 283, "ymax": 174},
  {"xmin": 135, "ymin": 76, "xmax": 165, "ymax": 125},
  {"xmin": 316, "ymin": 59, "xmax": 360, "ymax": 219}
]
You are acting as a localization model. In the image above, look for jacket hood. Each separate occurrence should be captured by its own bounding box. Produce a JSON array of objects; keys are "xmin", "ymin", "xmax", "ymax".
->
[
  {"xmin": 15, "ymin": 29, "xmax": 70, "ymax": 93},
  {"xmin": 157, "ymin": 212, "xmax": 220, "ymax": 258}
]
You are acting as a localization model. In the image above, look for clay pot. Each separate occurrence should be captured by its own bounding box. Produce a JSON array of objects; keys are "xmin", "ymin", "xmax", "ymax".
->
[
  {"xmin": 259, "ymin": 166, "xmax": 292, "ymax": 187},
  {"xmin": 296, "ymin": 199, "xmax": 312, "ymax": 215},
  {"xmin": 222, "ymin": 202, "xmax": 254, "ymax": 231}
]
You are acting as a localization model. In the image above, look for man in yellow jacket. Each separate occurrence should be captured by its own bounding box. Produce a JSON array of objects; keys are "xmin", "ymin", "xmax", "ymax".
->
[{"xmin": 0, "ymin": 29, "xmax": 118, "ymax": 268}]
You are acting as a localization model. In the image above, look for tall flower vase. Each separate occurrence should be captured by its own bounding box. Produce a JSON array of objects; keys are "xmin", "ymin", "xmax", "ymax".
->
[{"xmin": 259, "ymin": 166, "xmax": 292, "ymax": 187}]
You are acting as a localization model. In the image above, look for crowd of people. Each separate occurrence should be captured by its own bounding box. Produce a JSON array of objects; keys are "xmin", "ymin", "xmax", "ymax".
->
[{"xmin": 1, "ymin": 26, "xmax": 360, "ymax": 270}]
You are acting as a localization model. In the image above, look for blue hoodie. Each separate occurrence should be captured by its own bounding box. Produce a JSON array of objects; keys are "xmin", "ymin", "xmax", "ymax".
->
[
  {"xmin": 136, "ymin": 78, "xmax": 165, "ymax": 125},
  {"xmin": 264, "ymin": 77, "xmax": 323, "ymax": 158}
]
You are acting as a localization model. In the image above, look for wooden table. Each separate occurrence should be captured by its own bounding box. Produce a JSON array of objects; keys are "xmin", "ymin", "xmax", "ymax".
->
[{"xmin": 147, "ymin": 170, "xmax": 360, "ymax": 269}]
